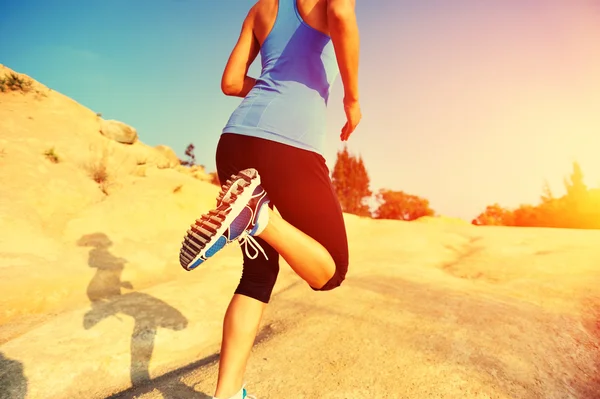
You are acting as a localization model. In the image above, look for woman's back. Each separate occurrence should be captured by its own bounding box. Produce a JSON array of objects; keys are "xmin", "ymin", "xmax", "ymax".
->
[
  {"xmin": 223, "ymin": 0, "xmax": 340, "ymax": 156},
  {"xmin": 252, "ymin": 0, "xmax": 330, "ymax": 44}
]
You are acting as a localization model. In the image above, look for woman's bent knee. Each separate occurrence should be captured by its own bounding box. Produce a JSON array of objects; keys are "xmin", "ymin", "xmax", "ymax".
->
[
  {"xmin": 236, "ymin": 254, "xmax": 280, "ymax": 304},
  {"xmin": 311, "ymin": 260, "xmax": 348, "ymax": 292}
]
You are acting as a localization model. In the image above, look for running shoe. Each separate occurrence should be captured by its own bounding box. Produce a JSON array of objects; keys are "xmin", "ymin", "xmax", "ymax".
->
[{"xmin": 179, "ymin": 168, "xmax": 270, "ymax": 271}]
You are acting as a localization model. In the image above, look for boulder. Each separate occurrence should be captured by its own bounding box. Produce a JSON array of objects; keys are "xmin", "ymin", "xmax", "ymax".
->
[
  {"xmin": 154, "ymin": 145, "xmax": 181, "ymax": 168},
  {"xmin": 100, "ymin": 119, "xmax": 138, "ymax": 145}
]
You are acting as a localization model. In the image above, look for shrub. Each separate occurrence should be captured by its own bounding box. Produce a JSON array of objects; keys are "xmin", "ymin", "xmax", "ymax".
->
[
  {"xmin": 44, "ymin": 147, "xmax": 60, "ymax": 163},
  {"xmin": 0, "ymin": 73, "xmax": 33, "ymax": 93},
  {"xmin": 374, "ymin": 189, "xmax": 435, "ymax": 221}
]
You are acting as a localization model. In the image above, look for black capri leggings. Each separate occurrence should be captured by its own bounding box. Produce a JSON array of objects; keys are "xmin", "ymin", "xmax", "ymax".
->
[{"xmin": 215, "ymin": 133, "xmax": 349, "ymax": 304}]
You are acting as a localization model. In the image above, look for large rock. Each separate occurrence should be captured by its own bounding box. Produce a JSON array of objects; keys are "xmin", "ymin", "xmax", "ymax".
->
[
  {"xmin": 100, "ymin": 119, "xmax": 138, "ymax": 144},
  {"xmin": 154, "ymin": 145, "xmax": 181, "ymax": 168}
]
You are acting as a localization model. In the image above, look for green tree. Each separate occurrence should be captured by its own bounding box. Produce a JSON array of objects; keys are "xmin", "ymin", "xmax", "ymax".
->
[
  {"xmin": 374, "ymin": 190, "xmax": 435, "ymax": 221},
  {"xmin": 331, "ymin": 146, "xmax": 372, "ymax": 217}
]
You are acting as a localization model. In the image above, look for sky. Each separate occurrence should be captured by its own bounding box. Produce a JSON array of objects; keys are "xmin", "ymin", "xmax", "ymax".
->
[{"xmin": 2, "ymin": 0, "xmax": 600, "ymax": 220}]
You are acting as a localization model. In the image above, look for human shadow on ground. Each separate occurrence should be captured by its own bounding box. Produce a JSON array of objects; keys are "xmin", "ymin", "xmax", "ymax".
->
[
  {"xmin": 0, "ymin": 352, "xmax": 27, "ymax": 399},
  {"xmin": 78, "ymin": 233, "xmax": 210, "ymax": 398},
  {"xmin": 106, "ymin": 353, "xmax": 218, "ymax": 399},
  {"xmin": 106, "ymin": 284, "xmax": 299, "ymax": 399}
]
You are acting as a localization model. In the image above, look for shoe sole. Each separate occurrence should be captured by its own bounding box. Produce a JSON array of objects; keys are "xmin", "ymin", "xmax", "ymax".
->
[
  {"xmin": 179, "ymin": 168, "xmax": 261, "ymax": 271},
  {"xmin": 215, "ymin": 175, "xmax": 239, "ymax": 206}
]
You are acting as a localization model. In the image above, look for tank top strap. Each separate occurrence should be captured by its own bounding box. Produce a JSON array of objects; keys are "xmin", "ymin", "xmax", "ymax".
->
[{"xmin": 277, "ymin": 0, "xmax": 302, "ymax": 24}]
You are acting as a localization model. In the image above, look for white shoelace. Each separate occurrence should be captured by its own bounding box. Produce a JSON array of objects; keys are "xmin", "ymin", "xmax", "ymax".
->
[{"xmin": 238, "ymin": 233, "xmax": 269, "ymax": 260}]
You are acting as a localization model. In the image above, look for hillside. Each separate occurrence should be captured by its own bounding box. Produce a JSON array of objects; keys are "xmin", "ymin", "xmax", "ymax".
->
[{"xmin": 0, "ymin": 66, "xmax": 599, "ymax": 399}]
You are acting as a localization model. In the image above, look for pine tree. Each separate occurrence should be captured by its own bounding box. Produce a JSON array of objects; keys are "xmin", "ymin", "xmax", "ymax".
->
[
  {"xmin": 540, "ymin": 180, "xmax": 554, "ymax": 204},
  {"xmin": 564, "ymin": 161, "xmax": 587, "ymax": 199},
  {"xmin": 331, "ymin": 146, "xmax": 372, "ymax": 217}
]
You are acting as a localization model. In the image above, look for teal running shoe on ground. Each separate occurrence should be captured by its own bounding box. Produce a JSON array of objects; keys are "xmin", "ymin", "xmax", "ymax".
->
[
  {"xmin": 242, "ymin": 388, "xmax": 256, "ymax": 399},
  {"xmin": 211, "ymin": 385, "xmax": 256, "ymax": 399},
  {"xmin": 179, "ymin": 168, "xmax": 270, "ymax": 271}
]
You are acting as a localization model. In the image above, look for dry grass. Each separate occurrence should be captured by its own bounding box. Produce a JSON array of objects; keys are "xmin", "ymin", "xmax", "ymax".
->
[
  {"xmin": 44, "ymin": 147, "xmax": 60, "ymax": 163},
  {"xmin": 34, "ymin": 89, "xmax": 48, "ymax": 100},
  {"xmin": 90, "ymin": 159, "xmax": 109, "ymax": 184},
  {"xmin": 85, "ymin": 143, "xmax": 115, "ymax": 195},
  {"xmin": 0, "ymin": 73, "xmax": 33, "ymax": 93}
]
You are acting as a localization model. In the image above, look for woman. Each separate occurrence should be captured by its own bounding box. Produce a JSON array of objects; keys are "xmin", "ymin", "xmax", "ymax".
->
[{"xmin": 179, "ymin": 1, "xmax": 361, "ymax": 398}]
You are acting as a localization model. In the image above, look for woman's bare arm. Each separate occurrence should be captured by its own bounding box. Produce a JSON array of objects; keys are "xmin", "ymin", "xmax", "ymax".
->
[
  {"xmin": 327, "ymin": 0, "xmax": 360, "ymax": 105},
  {"xmin": 221, "ymin": 7, "xmax": 260, "ymax": 98}
]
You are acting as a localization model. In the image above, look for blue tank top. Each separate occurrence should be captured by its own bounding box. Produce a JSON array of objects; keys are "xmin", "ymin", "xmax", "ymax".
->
[{"xmin": 222, "ymin": 0, "xmax": 339, "ymax": 156}]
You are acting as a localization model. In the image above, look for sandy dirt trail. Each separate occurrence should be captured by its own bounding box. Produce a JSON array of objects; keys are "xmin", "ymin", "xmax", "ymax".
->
[{"xmin": 105, "ymin": 222, "xmax": 600, "ymax": 399}]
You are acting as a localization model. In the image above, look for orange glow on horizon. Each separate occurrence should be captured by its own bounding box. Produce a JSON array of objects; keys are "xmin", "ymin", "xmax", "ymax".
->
[{"xmin": 323, "ymin": 2, "xmax": 600, "ymax": 220}]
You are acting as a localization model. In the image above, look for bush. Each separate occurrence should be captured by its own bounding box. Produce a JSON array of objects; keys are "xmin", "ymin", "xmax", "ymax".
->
[
  {"xmin": 374, "ymin": 189, "xmax": 435, "ymax": 221},
  {"xmin": 86, "ymin": 145, "xmax": 113, "ymax": 195},
  {"xmin": 44, "ymin": 148, "xmax": 60, "ymax": 163},
  {"xmin": 0, "ymin": 73, "xmax": 32, "ymax": 93},
  {"xmin": 472, "ymin": 162, "xmax": 600, "ymax": 229}
]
